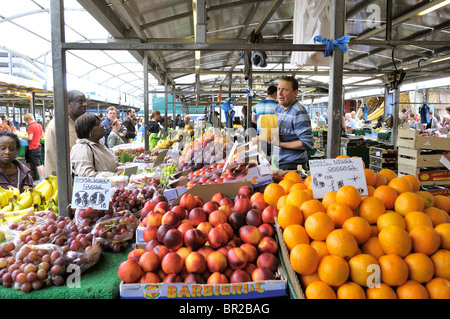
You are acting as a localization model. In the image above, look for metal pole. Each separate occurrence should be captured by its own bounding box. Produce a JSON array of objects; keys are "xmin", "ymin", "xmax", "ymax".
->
[
  {"xmin": 30, "ymin": 92, "xmax": 36, "ymax": 119},
  {"xmin": 384, "ymin": 84, "xmax": 390, "ymax": 124},
  {"xmin": 327, "ymin": 0, "xmax": 346, "ymax": 158},
  {"xmin": 50, "ymin": 0, "xmax": 71, "ymax": 217},
  {"xmin": 391, "ymin": 87, "xmax": 400, "ymax": 148},
  {"xmin": 164, "ymin": 74, "xmax": 168, "ymax": 133},
  {"xmin": 143, "ymin": 52, "xmax": 149, "ymax": 152},
  {"xmin": 42, "ymin": 100, "xmax": 46, "ymax": 130},
  {"xmin": 246, "ymin": 68, "xmax": 253, "ymax": 142}
]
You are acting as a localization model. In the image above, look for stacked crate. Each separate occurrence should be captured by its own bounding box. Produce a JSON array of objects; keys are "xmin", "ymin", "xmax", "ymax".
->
[
  {"xmin": 397, "ymin": 130, "xmax": 450, "ymax": 193},
  {"xmin": 369, "ymin": 146, "xmax": 398, "ymax": 173}
]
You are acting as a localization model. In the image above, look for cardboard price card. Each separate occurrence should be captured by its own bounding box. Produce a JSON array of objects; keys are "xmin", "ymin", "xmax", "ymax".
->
[
  {"xmin": 309, "ymin": 157, "xmax": 368, "ymax": 199},
  {"xmin": 72, "ymin": 177, "xmax": 112, "ymax": 210}
]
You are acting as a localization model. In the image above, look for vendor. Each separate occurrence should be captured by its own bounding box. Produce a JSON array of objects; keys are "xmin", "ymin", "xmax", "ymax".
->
[
  {"xmin": 107, "ymin": 119, "xmax": 125, "ymax": 148},
  {"xmin": 71, "ymin": 113, "xmax": 118, "ymax": 178},
  {"xmin": 0, "ymin": 131, "xmax": 34, "ymax": 192}
]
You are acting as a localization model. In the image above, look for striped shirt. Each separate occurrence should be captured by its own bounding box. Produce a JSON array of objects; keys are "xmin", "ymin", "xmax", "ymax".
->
[
  {"xmin": 252, "ymin": 98, "xmax": 279, "ymax": 135},
  {"xmin": 272, "ymin": 101, "xmax": 314, "ymax": 166}
]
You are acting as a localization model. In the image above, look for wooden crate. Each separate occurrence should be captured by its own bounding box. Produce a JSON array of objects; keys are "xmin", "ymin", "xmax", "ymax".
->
[
  {"xmin": 397, "ymin": 130, "xmax": 450, "ymax": 151},
  {"xmin": 398, "ymin": 147, "xmax": 445, "ymax": 169}
]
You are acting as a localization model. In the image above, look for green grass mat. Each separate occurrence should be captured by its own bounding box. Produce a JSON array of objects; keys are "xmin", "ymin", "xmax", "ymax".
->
[{"xmin": 0, "ymin": 245, "xmax": 131, "ymax": 299}]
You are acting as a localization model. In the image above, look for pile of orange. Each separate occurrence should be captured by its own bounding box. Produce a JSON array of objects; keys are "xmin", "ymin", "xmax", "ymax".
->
[{"xmin": 264, "ymin": 166, "xmax": 450, "ymax": 299}]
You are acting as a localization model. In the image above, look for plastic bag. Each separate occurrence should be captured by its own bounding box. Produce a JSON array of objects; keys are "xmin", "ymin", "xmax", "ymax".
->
[
  {"xmin": 92, "ymin": 216, "xmax": 138, "ymax": 253},
  {"xmin": 64, "ymin": 234, "xmax": 102, "ymax": 273}
]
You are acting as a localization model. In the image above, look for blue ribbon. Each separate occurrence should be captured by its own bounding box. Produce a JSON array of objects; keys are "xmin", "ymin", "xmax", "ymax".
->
[
  {"xmin": 244, "ymin": 86, "xmax": 256, "ymax": 98},
  {"xmin": 220, "ymin": 98, "xmax": 234, "ymax": 112},
  {"xmin": 314, "ymin": 34, "xmax": 350, "ymax": 57}
]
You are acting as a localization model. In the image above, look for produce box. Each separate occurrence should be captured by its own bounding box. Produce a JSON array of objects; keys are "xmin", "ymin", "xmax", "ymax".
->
[
  {"xmin": 396, "ymin": 129, "xmax": 450, "ymax": 151},
  {"xmin": 398, "ymin": 147, "xmax": 446, "ymax": 169},
  {"xmin": 398, "ymin": 168, "xmax": 450, "ymax": 186}
]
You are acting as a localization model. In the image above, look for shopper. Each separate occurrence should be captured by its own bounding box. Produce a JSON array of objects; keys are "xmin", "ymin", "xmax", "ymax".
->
[
  {"xmin": 426, "ymin": 110, "xmax": 440, "ymax": 132},
  {"xmin": 351, "ymin": 111, "xmax": 361, "ymax": 128},
  {"xmin": 45, "ymin": 90, "xmax": 87, "ymax": 177},
  {"xmin": 107, "ymin": 119, "xmax": 126, "ymax": 148},
  {"xmin": 0, "ymin": 115, "xmax": 15, "ymax": 132},
  {"xmin": 122, "ymin": 108, "xmax": 137, "ymax": 143},
  {"xmin": 71, "ymin": 113, "xmax": 118, "ymax": 178},
  {"xmin": 407, "ymin": 113, "xmax": 419, "ymax": 130},
  {"xmin": 23, "ymin": 113, "xmax": 45, "ymax": 182},
  {"xmin": 102, "ymin": 106, "xmax": 127, "ymax": 147},
  {"xmin": 344, "ymin": 113, "xmax": 357, "ymax": 129},
  {"xmin": 271, "ymin": 76, "xmax": 314, "ymax": 171},
  {"xmin": 315, "ymin": 111, "xmax": 326, "ymax": 123},
  {"xmin": 0, "ymin": 131, "xmax": 34, "ymax": 192},
  {"xmin": 178, "ymin": 115, "xmax": 191, "ymax": 128},
  {"xmin": 251, "ymin": 85, "xmax": 279, "ymax": 157},
  {"xmin": 443, "ymin": 105, "xmax": 450, "ymax": 126},
  {"xmin": 148, "ymin": 110, "xmax": 161, "ymax": 134},
  {"xmin": 399, "ymin": 108, "xmax": 408, "ymax": 123}
]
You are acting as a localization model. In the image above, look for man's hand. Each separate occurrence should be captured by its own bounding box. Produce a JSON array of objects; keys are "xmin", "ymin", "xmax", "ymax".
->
[{"xmin": 270, "ymin": 130, "xmax": 280, "ymax": 146}]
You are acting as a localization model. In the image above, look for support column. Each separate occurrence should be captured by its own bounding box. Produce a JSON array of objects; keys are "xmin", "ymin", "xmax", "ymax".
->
[
  {"xmin": 50, "ymin": 0, "xmax": 71, "ymax": 217},
  {"xmin": 326, "ymin": 0, "xmax": 346, "ymax": 158},
  {"xmin": 164, "ymin": 74, "xmax": 168, "ymax": 133},
  {"xmin": 391, "ymin": 87, "xmax": 400, "ymax": 148},
  {"xmin": 143, "ymin": 52, "xmax": 149, "ymax": 152}
]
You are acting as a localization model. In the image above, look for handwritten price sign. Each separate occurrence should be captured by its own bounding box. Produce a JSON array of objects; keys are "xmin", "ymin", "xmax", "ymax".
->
[
  {"xmin": 72, "ymin": 177, "xmax": 111, "ymax": 210},
  {"xmin": 308, "ymin": 157, "xmax": 368, "ymax": 199}
]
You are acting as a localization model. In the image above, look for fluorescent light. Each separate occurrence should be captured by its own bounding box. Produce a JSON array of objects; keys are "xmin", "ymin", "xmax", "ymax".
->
[
  {"xmin": 432, "ymin": 56, "xmax": 450, "ymax": 63},
  {"xmin": 418, "ymin": 0, "xmax": 450, "ymax": 16},
  {"xmin": 195, "ymin": 50, "xmax": 201, "ymax": 61}
]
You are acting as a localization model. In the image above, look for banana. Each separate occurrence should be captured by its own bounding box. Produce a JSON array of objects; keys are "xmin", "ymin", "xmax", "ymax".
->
[
  {"xmin": 47, "ymin": 176, "xmax": 58, "ymax": 194},
  {"xmin": 11, "ymin": 196, "xmax": 25, "ymax": 211},
  {"xmin": 39, "ymin": 180, "xmax": 53, "ymax": 201},
  {"xmin": 0, "ymin": 187, "xmax": 10, "ymax": 207},
  {"xmin": 45, "ymin": 198, "xmax": 58, "ymax": 214},
  {"xmin": 29, "ymin": 188, "xmax": 42, "ymax": 206},
  {"xmin": 34, "ymin": 178, "xmax": 50, "ymax": 191},
  {"xmin": 0, "ymin": 200, "xmax": 13, "ymax": 213},
  {"xmin": 17, "ymin": 189, "xmax": 33, "ymax": 209},
  {"xmin": 8, "ymin": 186, "xmax": 20, "ymax": 198},
  {"xmin": 1, "ymin": 207, "xmax": 34, "ymax": 221},
  {"xmin": 50, "ymin": 190, "xmax": 58, "ymax": 206}
]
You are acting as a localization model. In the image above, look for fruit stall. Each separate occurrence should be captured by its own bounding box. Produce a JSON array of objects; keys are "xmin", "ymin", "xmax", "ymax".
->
[{"xmin": 0, "ymin": 127, "xmax": 449, "ymax": 300}]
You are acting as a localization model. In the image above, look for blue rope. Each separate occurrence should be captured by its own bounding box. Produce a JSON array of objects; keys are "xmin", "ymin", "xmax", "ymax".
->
[
  {"xmin": 245, "ymin": 86, "xmax": 256, "ymax": 98},
  {"xmin": 314, "ymin": 34, "xmax": 350, "ymax": 57}
]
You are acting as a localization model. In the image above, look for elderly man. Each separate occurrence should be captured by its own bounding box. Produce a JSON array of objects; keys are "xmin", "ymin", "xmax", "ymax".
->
[
  {"xmin": 272, "ymin": 76, "xmax": 314, "ymax": 171},
  {"xmin": 44, "ymin": 90, "xmax": 87, "ymax": 177}
]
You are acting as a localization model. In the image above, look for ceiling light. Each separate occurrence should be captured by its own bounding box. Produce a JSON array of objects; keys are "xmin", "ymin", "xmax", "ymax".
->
[
  {"xmin": 432, "ymin": 56, "xmax": 450, "ymax": 63},
  {"xmin": 418, "ymin": 0, "xmax": 450, "ymax": 16}
]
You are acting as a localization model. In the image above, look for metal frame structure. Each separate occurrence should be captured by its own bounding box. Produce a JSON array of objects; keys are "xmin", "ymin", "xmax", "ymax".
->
[{"xmin": 47, "ymin": 0, "xmax": 450, "ymax": 215}]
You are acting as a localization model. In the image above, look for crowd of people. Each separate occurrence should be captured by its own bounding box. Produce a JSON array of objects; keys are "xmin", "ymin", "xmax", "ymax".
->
[{"xmin": 0, "ymin": 83, "xmax": 449, "ymax": 188}]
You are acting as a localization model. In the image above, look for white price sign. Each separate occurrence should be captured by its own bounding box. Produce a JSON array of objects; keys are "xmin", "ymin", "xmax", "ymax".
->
[
  {"xmin": 71, "ymin": 177, "xmax": 111, "ymax": 210},
  {"xmin": 308, "ymin": 157, "xmax": 368, "ymax": 199}
]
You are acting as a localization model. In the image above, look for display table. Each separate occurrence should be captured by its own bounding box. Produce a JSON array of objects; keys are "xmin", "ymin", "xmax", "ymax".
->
[{"xmin": 0, "ymin": 245, "xmax": 131, "ymax": 299}]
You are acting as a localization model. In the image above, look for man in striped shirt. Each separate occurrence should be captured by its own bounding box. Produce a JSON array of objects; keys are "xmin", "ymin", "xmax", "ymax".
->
[
  {"xmin": 252, "ymin": 85, "xmax": 278, "ymax": 157},
  {"xmin": 272, "ymin": 76, "xmax": 314, "ymax": 171}
]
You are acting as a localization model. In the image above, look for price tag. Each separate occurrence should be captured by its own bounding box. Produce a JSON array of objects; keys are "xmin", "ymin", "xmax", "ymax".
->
[
  {"xmin": 222, "ymin": 141, "xmax": 239, "ymax": 173},
  {"xmin": 71, "ymin": 177, "xmax": 111, "ymax": 210},
  {"xmin": 308, "ymin": 157, "xmax": 368, "ymax": 199}
]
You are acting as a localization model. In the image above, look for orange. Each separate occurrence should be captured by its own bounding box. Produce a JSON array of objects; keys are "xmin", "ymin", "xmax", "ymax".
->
[
  {"xmin": 300, "ymin": 199, "xmax": 326, "ymax": 220},
  {"xmin": 426, "ymin": 277, "xmax": 450, "ymax": 299},
  {"xmin": 401, "ymin": 174, "xmax": 421, "ymax": 192},
  {"xmin": 289, "ymin": 182, "xmax": 307, "ymax": 192},
  {"xmin": 317, "ymin": 255, "xmax": 349, "ymax": 287},
  {"xmin": 388, "ymin": 177, "xmax": 413, "ymax": 194},
  {"xmin": 366, "ymin": 185, "xmax": 376, "ymax": 197},
  {"xmin": 348, "ymin": 253, "xmax": 379, "ymax": 287},
  {"xmin": 278, "ymin": 179, "xmax": 295, "ymax": 194},
  {"xmin": 277, "ymin": 205, "xmax": 303, "ymax": 230},
  {"xmin": 361, "ymin": 237, "xmax": 386, "ymax": 260},
  {"xmin": 424, "ymin": 207, "xmax": 448, "ymax": 227},
  {"xmin": 326, "ymin": 202, "xmax": 354, "ymax": 228},
  {"xmin": 370, "ymin": 225, "xmax": 379, "ymax": 237},
  {"xmin": 283, "ymin": 171, "xmax": 303, "ymax": 184},
  {"xmin": 276, "ymin": 195, "xmax": 288, "ymax": 210},
  {"xmin": 431, "ymin": 249, "xmax": 450, "ymax": 280},
  {"xmin": 358, "ymin": 196, "xmax": 386, "ymax": 225},
  {"xmin": 290, "ymin": 244, "xmax": 319, "ymax": 275},
  {"xmin": 326, "ymin": 229, "xmax": 358, "ymax": 260},
  {"xmin": 310, "ymin": 240, "xmax": 329, "ymax": 260},
  {"xmin": 282, "ymin": 224, "xmax": 310, "ymax": 251},
  {"xmin": 336, "ymin": 185, "xmax": 361, "ymax": 210},
  {"xmin": 404, "ymin": 211, "xmax": 433, "ymax": 232},
  {"xmin": 364, "ymin": 168, "xmax": 378, "ymax": 187},
  {"xmin": 378, "ymin": 254, "xmax": 409, "ymax": 287},
  {"xmin": 373, "ymin": 185, "xmax": 398, "ymax": 210},
  {"xmin": 435, "ymin": 223, "xmax": 450, "ymax": 249},
  {"xmin": 285, "ymin": 189, "xmax": 312, "ymax": 208},
  {"xmin": 394, "ymin": 192, "xmax": 424, "ymax": 216},
  {"xmin": 378, "ymin": 226, "xmax": 412, "ymax": 257},
  {"xmin": 303, "ymin": 175, "xmax": 312, "ymax": 190},
  {"xmin": 366, "ymin": 283, "xmax": 397, "ymax": 299},
  {"xmin": 409, "ymin": 225, "xmax": 441, "ymax": 256},
  {"xmin": 404, "ymin": 253, "xmax": 434, "ymax": 283},
  {"xmin": 379, "ymin": 168, "xmax": 397, "ymax": 183},
  {"xmin": 300, "ymin": 271, "xmax": 321, "ymax": 288},
  {"xmin": 263, "ymin": 183, "xmax": 285, "ymax": 207},
  {"xmin": 342, "ymin": 216, "xmax": 371, "ymax": 245},
  {"xmin": 336, "ymin": 155, "xmax": 350, "ymax": 158},
  {"xmin": 336, "ymin": 282, "xmax": 366, "ymax": 299},
  {"xmin": 415, "ymin": 191, "xmax": 435, "ymax": 209},
  {"xmin": 304, "ymin": 212, "xmax": 335, "ymax": 241},
  {"xmin": 304, "ymin": 280, "xmax": 337, "ymax": 299},
  {"xmin": 374, "ymin": 173, "xmax": 388, "ymax": 188},
  {"xmin": 377, "ymin": 212, "xmax": 406, "ymax": 232},
  {"xmin": 396, "ymin": 280, "xmax": 429, "ymax": 299},
  {"xmin": 321, "ymin": 191, "xmax": 337, "ymax": 210},
  {"xmin": 434, "ymin": 195, "xmax": 450, "ymax": 213}
]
